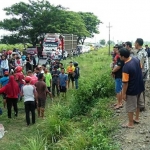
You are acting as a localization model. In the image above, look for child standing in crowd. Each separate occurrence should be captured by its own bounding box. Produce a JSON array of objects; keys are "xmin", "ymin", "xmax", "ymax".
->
[
  {"xmin": 21, "ymin": 76, "xmax": 37, "ymax": 126},
  {"xmin": 58, "ymin": 68, "xmax": 68, "ymax": 97}
]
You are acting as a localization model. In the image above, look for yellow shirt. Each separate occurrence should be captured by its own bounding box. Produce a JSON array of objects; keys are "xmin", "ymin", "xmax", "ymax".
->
[{"xmin": 67, "ymin": 66, "xmax": 75, "ymax": 74}]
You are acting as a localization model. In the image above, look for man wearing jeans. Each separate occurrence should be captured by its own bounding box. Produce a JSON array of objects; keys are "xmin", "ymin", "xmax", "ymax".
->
[{"xmin": 112, "ymin": 45, "xmax": 124, "ymax": 109}]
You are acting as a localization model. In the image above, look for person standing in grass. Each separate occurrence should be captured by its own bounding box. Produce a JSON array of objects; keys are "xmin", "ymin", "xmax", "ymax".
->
[
  {"xmin": 1, "ymin": 55, "xmax": 9, "ymax": 75},
  {"xmin": 0, "ymin": 75, "xmax": 20, "ymax": 118},
  {"xmin": 112, "ymin": 46, "xmax": 124, "ymax": 109},
  {"xmin": 0, "ymin": 71, "xmax": 9, "ymax": 108},
  {"xmin": 51, "ymin": 66, "xmax": 60, "ymax": 97},
  {"xmin": 73, "ymin": 62, "xmax": 80, "ymax": 89},
  {"xmin": 58, "ymin": 68, "xmax": 68, "ymax": 97},
  {"xmin": 21, "ymin": 76, "xmax": 37, "ymax": 126},
  {"xmin": 44, "ymin": 68, "xmax": 53, "ymax": 100},
  {"xmin": 35, "ymin": 73, "xmax": 50, "ymax": 118},
  {"xmin": 66, "ymin": 61, "xmax": 75, "ymax": 89},
  {"xmin": 119, "ymin": 48, "xmax": 144, "ymax": 128}
]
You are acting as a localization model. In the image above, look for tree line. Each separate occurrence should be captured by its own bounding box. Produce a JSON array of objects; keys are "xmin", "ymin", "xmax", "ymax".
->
[{"xmin": 0, "ymin": 0, "xmax": 101, "ymax": 47}]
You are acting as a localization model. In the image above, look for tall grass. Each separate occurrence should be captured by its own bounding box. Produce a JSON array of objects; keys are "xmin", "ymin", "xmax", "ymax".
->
[
  {"xmin": 20, "ymin": 131, "xmax": 46, "ymax": 150},
  {"xmin": 20, "ymin": 48, "xmax": 119, "ymax": 150}
]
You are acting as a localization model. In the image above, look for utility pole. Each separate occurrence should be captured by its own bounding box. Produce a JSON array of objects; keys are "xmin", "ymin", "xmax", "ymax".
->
[{"xmin": 106, "ymin": 22, "xmax": 112, "ymax": 55}]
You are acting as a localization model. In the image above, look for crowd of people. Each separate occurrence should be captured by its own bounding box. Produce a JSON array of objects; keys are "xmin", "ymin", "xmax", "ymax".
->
[
  {"xmin": 0, "ymin": 50, "xmax": 80, "ymax": 126},
  {"xmin": 111, "ymin": 38, "xmax": 149, "ymax": 128}
]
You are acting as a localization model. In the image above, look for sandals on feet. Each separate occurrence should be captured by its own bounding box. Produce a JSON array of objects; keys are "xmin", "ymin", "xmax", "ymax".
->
[
  {"xmin": 133, "ymin": 120, "xmax": 140, "ymax": 124},
  {"xmin": 121, "ymin": 124, "xmax": 134, "ymax": 129}
]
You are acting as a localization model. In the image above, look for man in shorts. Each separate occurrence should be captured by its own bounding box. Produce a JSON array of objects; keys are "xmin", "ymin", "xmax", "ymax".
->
[
  {"xmin": 119, "ymin": 48, "xmax": 144, "ymax": 128},
  {"xmin": 58, "ymin": 68, "xmax": 68, "ymax": 97},
  {"xmin": 35, "ymin": 73, "xmax": 50, "ymax": 118},
  {"xmin": 66, "ymin": 61, "xmax": 75, "ymax": 88},
  {"xmin": 0, "ymin": 71, "xmax": 9, "ymax": 108}
]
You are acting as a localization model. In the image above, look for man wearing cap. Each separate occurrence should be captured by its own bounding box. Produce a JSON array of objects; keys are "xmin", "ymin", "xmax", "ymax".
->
[
  {"xmin": 21, "ymin": 76, "xmax": 37, "ymax": 126},
  {"xmin": 0, "ymin": 71, "xmax": 9, "ymax": 108}
]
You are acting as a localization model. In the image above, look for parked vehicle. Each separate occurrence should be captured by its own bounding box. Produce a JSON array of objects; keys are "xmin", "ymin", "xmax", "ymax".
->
[
  {"xmin": 77, "ymin": 45, "xmax": 90, "ymax": 53},
  {"xmin": 26, "ymin": 47, "xmax": 37, "ymax": 55},
  {"xmin": 42, "ymin": 33, "xmax": 77, "ymax": 58}
]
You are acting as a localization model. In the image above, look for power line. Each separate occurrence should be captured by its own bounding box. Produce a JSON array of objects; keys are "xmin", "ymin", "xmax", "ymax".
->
[{"xmin": 106, "ymin": 22, "xmax": 112, "ymax": 55}]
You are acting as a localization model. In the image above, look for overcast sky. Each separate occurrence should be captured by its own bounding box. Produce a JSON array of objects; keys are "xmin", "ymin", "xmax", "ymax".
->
[{"xmin": 0, "ymin": 0, "xmax": 150, "ymax": 43}]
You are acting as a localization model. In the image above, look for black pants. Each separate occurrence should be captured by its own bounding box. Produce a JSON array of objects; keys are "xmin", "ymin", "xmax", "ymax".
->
[
  {"xmin": 52, "ymin": 82, "xmax": 59, "ymax": 97},
  {"xmin": 26, "ymin": 63, "xmax": 32, "ymax": 72},
  {"xmin": 33, "ymin": 65, "xmax": 38, "ymax": 71},
  {"xmin": 24, "ymin": 101, "xmax": 35, "ymax": 125},
  {"xmin": 6, "ymin": 98, "xmax": 18, "ymax": 118}
]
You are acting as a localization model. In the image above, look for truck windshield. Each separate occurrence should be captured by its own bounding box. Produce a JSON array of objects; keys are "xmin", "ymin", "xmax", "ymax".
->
[{"xmin": 43, "ymin": 42, "xmax": 58, "ymax": 47}]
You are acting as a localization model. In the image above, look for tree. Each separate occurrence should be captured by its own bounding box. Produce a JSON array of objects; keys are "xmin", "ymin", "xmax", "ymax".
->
[
  {"xmin": 0, "ymin": 0, "xmax": 100, "ymax": 46},
  {"xmin": 78, "ymin": 12, "xmax": 101, "ymax": 44},
  {"xmin": 100, "ymin": 39, "xmax": 106, "ymax": 45}
]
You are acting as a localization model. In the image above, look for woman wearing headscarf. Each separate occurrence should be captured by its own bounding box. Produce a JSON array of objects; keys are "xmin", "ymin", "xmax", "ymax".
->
[{"xmin": 0, "ymin": 76, "xmax": 20, "ymax": 118}]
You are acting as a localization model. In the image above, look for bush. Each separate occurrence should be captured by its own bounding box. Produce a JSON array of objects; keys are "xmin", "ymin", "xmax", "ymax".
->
[
  {"xmin": 20, "ymin": 131, "xmax": 46, "ymax": 150},
  {"xmin": 40, "ymin": 105, "xmax": 73, "ymax": 144},
  {"xmin": 71, "ymin": 71, "xmax": 115, "ymax": 116}
]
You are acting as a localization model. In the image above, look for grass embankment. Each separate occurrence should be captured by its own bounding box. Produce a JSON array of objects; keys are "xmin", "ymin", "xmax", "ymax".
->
[{"xmin": 0, "ymin": 48, "xmax": 119, "ymax": 150}]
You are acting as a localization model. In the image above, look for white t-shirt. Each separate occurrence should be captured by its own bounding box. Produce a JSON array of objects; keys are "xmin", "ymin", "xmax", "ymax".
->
[{"xmin": 22, "ymin": 85, "xmax": 35, "ymax": 102}]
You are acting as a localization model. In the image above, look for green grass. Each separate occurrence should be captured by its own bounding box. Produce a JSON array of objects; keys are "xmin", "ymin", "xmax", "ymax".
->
[
  {"xmin": 0, "ymin": 47, "xmax": 119, "ymax": 150},
  {"xmin": 0, "ymin": 44, "xmax": 25, "ymax": 51}
]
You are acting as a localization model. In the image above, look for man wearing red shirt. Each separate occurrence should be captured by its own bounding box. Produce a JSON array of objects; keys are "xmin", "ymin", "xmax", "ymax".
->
[{"xmin": 27, "ymin": 70, "xmax": 38, "ymax": 85}]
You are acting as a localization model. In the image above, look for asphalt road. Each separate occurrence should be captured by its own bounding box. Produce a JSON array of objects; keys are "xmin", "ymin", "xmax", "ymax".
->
[{"xmin": 39, "ymin": 58, "xmax": 47, "ymax": 65}]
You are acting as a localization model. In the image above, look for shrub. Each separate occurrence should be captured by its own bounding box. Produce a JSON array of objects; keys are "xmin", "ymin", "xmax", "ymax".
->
[
  {"xmin": 70, "ymin": 70, "xmax": 115, "ymax": 116},
  {"xmin": 20, "ymin": 131, "xmax": 46, "ymax": 150},
  {"xmin": 40, "ymin": 105, "xmax": 73, "ymax": 143}
]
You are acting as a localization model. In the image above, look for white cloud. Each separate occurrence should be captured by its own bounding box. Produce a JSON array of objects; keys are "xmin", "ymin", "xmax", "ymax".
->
[{"xmin": 0, "ymin": 0, "xmax": 150, "ymax": 43}]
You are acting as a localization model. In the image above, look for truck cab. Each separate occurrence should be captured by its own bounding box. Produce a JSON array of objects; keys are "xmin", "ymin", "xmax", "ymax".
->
[{"xmin": 42, "ymin": 35, "xmax": 60, "ymax": 58}]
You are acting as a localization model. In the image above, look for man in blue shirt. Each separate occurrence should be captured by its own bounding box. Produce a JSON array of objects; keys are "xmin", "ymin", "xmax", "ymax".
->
[
  {"xmin": 58, "ymin": 68, "xmax": 68, "ymax": 97},
  {"xmin": 119, "ymin": 48, "xmax": 144, "ymax": 128},
  {"xmin": 0, "ymin": 71, "xmax": 9, "ymax": 108}
]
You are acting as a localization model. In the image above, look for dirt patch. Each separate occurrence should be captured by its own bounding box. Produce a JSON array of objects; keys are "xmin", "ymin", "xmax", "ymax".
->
[{"xmin": 114, "ymin": 81, "xmax": 150, "ymax": 150}]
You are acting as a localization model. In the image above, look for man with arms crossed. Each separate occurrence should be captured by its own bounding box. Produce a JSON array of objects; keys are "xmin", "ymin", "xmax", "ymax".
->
[{"xmin": 119, "ymin": 48, "xmax": 144, "ymax": 128}]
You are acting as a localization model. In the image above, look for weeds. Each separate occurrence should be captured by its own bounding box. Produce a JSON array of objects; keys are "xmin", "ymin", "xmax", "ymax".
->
[
  {"xmin": 3, "ymin": 48, "xmax": 119, "ymax": 150},
  {"xmin": 20, "ymin": 131, "xmax": 46, "ymax": 150}
]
